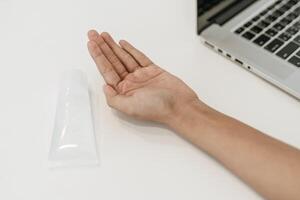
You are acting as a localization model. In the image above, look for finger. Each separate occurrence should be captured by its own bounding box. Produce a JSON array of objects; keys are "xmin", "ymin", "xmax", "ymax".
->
[
  {"xmin": 101, "ymin": 32, "xmax": 140, "ymax": 72},
  {"xmin": 87, "ymin": 40, "xmax": 121, "ymax": 88},
  {"xmin": 103, "ymin": 85, "xmax": 134, "ymax": 115},
  {"xmin": 119, "ymin": 40, "xmax": 153, "ymax": 67},
  {"xmin": 88, "ymin": 30, "xmax": 128, "ymax": 78},
  {"xmin": 87, "ymin": 29, "xmax": 98, "ymax": 41}
]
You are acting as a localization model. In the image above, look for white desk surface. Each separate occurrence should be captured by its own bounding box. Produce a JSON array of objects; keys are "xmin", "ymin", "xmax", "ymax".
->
[{"xmin": 1, "ymin": 0, "xmax": 300, "ymax": 199}]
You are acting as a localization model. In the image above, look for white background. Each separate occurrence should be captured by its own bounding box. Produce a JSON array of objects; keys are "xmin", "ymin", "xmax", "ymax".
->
[{"xmin": 0, "ymin": 0, "xmax": 300, "ymax": 199}]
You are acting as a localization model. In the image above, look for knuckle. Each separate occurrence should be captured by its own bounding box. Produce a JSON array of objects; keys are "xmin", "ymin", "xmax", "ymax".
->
[
  {"xmin": 119, "ymin": 70, "xmax": 128, "ymax": 78},
  {"xmin": 110, "ymin": 56, "xmax": 121, "ymax": 65},
  {"xmin": 102, "ymin": 66, "xmax": 113, "ymax": 74},
  {"xmin": 94, "ymin": 53, "xmax": 104, "ymax": 61}
]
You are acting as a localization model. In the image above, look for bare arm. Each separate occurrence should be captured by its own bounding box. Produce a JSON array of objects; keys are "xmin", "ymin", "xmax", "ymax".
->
[
  {"xmin": 87, "ymin": 30, "xmax": 300, "ymax": 200},
  {"xmin": 169, "ymin": 102, "xmax": 300, "ymax": 200}
]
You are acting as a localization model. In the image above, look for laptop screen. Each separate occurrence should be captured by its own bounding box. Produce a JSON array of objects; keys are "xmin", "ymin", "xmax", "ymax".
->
[{"xmin": 198, "ymin": 0, "xmax": 226, "ymax": 16}]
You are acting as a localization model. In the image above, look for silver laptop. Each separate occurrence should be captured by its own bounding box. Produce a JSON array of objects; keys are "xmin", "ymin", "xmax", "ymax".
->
[{"xmin": 198, "ymin": 0, "xmax": 300, "ymax": 99}]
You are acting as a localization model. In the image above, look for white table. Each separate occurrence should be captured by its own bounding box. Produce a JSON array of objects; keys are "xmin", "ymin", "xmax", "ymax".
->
[{"xmin": 1, "ymin": 0, "xmax": 300, "ymax": 199}]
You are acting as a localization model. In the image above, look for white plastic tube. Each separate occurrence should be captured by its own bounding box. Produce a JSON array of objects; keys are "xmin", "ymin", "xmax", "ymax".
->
[{"xmin": 49, "ymin": 69, "xmax": 99, "ymax": 167}]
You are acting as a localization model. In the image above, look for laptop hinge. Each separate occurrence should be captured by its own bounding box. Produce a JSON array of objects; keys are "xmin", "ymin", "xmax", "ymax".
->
[{"xmin": 198, "ymin": 0, "xmax": 257, "ymax": 34}]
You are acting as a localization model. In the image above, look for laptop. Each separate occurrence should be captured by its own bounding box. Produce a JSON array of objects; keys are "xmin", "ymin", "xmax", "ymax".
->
[{"xmin": 197, "ymin": 0, "xmax": 300, "ymax": 99}]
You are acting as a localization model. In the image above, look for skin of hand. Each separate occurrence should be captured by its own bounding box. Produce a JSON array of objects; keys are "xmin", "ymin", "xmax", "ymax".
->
[
  {"xmin": 87, "ymin": 30, "xmax": 205, "ymax": 124},
  {"xmin": 87, "ymin": 30, "xmax": 300, "ymax": 200}
]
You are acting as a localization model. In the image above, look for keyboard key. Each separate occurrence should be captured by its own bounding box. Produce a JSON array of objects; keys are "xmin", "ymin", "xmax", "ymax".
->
[
  {"xmin": 260, "ymin": 9, "xmax": 269, "ymax": 16},
  {"xmin": 235, "ymin": 27, "xmax": 245, "ymax": 34},
  {"xmin": 267, "ymin": 4, "xmax": 276, "ymax": 11},
  {"xmin": 288, "ymin": 56, "xmax": 300, "ymax": 67},
  {"xmin": 287, "ymin": 0, "xmax": 297, "ymax": 6},
  {"xmin": 266, "ymin": 15, "xmax": 278, "ymax": 22},
  {"xmin": 289, "ymin": 0, "xmax": 298, "ymax": 5},
  {"xmin": 266, "ymin": 28, "xmax": 278, "ymax": 37},
  {"xmin": 279, "ymin": 33, "xmax": 291, "ymax": 41},
  {"xmin": 293, "ymin": 21, "xmax": 300, "ymax": 29},
  {"xmin": 291, "ymin": 11, "xmax": 300, "ymax": 18},
  {"xmin": 272, "ymin": 10, "xmax": 284, "ymax": 17},
  {"xmin": 278, "ymin": 6, "xmax": 289, "ymax": 13},
  {"xmin": 282, "ymin": 3, "xmax": 293, "ymax": 10},
  {"xmin": 294, "ymin": 35, "xmax": 300, "ymax": 44},
  {"xmin": 286, "ymin": 27, "xmax": 299, "ymax": 35},
  {"xmin": 252, "ymin": 16, "xmax": 260, "ymax": 22},
  {"xmin": 251, "ymin": 26, "xmax": 263, "ymax": 33},
  {"xmin": 276, "ymin": 42, "xmax": 300, "ymax": 59},
  {"xmin": 244, "ymin": 21, "xmax": 253, "ymax": 28},
  {"xmin": 265, "ymin": 39, "xmax": 284, "ymax": 52},
  {"xmin": 296, "ymin": 50, "xmax": 300, "ymax": 57},
  {"xmin": 294, "ymin": 6, "xmax": 300, "ymax": 15},
  {"xmin": 286, "ymin": 12, "xmax": 298, "ymax": 20},
  {"xmin": 258, "ymin": 20, "xmax": 270, "ymax": 28},
  {"xmin": 273, "ymin": 9, "xmax": 284, "ymax": 16},
  {"xmin": 292, "ymin": 22, "xmax": 300, "ymax": 31},
  {"xmin": 273, "ymin": 23, "xmax": 284, "ymax": 31},
  {"xmin": 280, "ymin": 18, "xmax": 293, "ymax": 26},
  {"xmin": 242, "ymin": 31, "xmax": 255, "ymax": 40},
  {"xmin": 279, "ymin": 5, "xmax": 290, "ymax": 13},
  {"xmin": 253, "ymin": 34, "xmax": 271, "ymax": 46}
]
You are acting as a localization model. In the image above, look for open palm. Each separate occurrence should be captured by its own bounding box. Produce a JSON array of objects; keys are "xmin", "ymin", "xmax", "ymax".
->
[{"xmin": 87, "ymin": 31, "xmax": 199, "ymax": 123}]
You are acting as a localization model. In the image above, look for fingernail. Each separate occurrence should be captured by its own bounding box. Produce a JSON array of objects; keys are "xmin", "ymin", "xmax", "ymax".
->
[{"xmin": 119, "ymin": 40, "xmax": 126, "ymax": 45}]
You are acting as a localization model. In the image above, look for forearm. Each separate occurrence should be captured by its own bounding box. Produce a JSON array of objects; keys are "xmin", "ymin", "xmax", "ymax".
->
[{"xmin": 167, "ymin": 101, "xmax": 300, "ymax": 200}]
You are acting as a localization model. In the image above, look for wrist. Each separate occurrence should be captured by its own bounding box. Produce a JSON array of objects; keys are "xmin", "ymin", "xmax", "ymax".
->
[{"xmin": 165, "ymin": 99, "xmax": 218, "ymax": 131}]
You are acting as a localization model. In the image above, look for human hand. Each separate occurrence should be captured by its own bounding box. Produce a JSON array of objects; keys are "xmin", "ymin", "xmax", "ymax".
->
[{"xmin": 87, "ymin": 30, "xmax": 202, "ymax": 124}]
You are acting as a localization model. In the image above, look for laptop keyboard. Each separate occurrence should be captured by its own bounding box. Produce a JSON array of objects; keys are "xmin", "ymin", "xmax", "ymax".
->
[{"xmin": 234, "ymin": 0, "xmax": 300, "ymax": 68}]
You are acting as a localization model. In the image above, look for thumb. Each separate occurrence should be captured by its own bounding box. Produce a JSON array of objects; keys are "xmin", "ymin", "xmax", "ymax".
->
[{"xmin": 103, "ymin": 84, "xmax": 133, "ymax": 114}]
